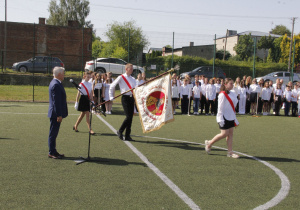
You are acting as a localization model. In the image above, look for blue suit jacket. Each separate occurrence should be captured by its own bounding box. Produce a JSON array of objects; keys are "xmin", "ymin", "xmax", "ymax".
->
[{"xmin": 48, "ymin": 79, "xmax": 68, "ymax": 119}]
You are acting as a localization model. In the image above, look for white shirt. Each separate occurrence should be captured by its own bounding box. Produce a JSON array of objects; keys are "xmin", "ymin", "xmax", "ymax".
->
[
  {"xmin": 206, "ymin": 84, "xmax": 216, "ymax": 100},
  {"xmin": 79, "ymin": 81, "xmax": 93, "ymax": 97},
  {"xmin": 216, "ymin": 91, "xmax": 239, "ymax": 125},
  {"xmin": 201, "ymin": 83, "xmax": 208, "ymax": 96},
  {"xmin": 291, "ymin": 89, "xmax": 298, "ymax": 102},
  {"xmin": 109, "ymin": 73, "xmax": 136, "ymax": 100},
  {"xmin": 214, "ymin": 83, "xmax": 221, "ymax": 93},
  {"xmin": 284, "ymin": 90, "xmax": 292, "ymax": 102},
  {"xmin": 136, "ymin": 79, "xmax": 145, "ymax": 86},
  {"xmin": 238, "ymin": 86, "xmax": 247, "ymax": 99},
  {"xmin": 94, "ymin": 80, "xmax": 103, "ymax": 89},
  {"xmin": 180, "ymin": 84, "xmax": 191, "ymax": 98},
  {"xmin": 192, "ymin": 85, "xmax": 202, "ymax": 98},
  {"xmin": 249, "ymin": 84, "xmax": 260, "ymax": 93},
  {"xmin": 274, "ymin": 88, "xmax": 283, "ymax": 96},
  {"xmin": 171, "ymin": 85, "xmax": 179, "ymax": 98},
  {"xmin": 261, "ymin": 87, "xmax": 272, "ymax": 100}
]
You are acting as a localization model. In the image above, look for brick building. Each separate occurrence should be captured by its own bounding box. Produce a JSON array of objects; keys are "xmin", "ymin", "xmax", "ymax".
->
[{"xmin": 0, "ymin": 18, "xmax": 92, "ymax": 71}]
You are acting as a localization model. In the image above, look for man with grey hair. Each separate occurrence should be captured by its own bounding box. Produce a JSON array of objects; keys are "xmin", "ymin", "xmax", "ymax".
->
[{"xmin": 47, "ymin": 66, "xmax": 68, "ymax": 159}]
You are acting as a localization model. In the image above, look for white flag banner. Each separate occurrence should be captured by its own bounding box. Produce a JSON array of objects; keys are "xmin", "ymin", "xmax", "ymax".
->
[{"xmin": 133, "ymin": 74, "xmax": 174, "ymax": 133}]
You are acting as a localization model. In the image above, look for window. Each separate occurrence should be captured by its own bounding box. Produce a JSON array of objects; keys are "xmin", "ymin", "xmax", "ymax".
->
[
  {"xmin": 98, "ymin": 59, "xmax": 109, "ymax": 63},
  {"xmin": 285, "ymin": 72, "xmax": 290, "ymax": 77},
  {"xmin": 274, "ymin": 72, "xmax": 283, "ymax": 77}
]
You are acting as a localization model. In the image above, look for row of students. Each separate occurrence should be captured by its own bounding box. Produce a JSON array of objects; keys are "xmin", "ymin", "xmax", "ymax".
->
[{"xmin": 171, "ymin": 73, "xmax": 300, "ymax": 117}]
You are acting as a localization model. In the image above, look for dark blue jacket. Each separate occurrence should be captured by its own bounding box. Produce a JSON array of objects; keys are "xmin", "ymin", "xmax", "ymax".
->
[{"xmin": 48, "ymin": 79, "xmax": 68, "ymax": 119}]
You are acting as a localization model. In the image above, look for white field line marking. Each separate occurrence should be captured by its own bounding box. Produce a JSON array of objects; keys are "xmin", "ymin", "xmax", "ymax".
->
[
  {"xmin": 134, "ymin": 135, "xmax": 290, "ymax": 210},
  {"xmin": 0, "ymin": 112, "xmax": 79, "ymax": 116},
  {"xmin": 96, "ymin": 114, "xmax": 200, "ymax": 210}
]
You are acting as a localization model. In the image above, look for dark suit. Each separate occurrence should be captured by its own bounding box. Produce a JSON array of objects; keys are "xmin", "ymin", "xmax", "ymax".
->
[{"xmin": 48, "ymin": 79, "xmax": 68, "ymax": 155}]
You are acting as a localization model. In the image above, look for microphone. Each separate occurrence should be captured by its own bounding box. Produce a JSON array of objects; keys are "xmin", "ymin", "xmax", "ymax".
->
[{"xmin": 70, "ymin": 79, "xmax": 81, "ymax": 89}]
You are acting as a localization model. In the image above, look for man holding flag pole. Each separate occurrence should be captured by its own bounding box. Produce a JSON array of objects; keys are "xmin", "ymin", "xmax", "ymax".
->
[
  {"xmin": 109, "ymin": 63, "xmax": 136, "ymax": 141},
  {"xmin": 107, "ymin": 66, "xmax": 175, "ymax": 139}
]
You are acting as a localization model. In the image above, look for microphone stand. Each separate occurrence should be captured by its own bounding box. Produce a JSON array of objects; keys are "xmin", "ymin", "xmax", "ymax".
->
[{"xmin": 70, "ymin": 81, "xmax": 107, "ymax": 165}]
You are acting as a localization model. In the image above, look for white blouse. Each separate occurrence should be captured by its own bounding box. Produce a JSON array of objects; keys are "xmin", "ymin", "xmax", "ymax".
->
[
  {"xmin": 216, "ymin": 91, "xmax": 239, "ymax": 125},
  {"xmin": 261, "ymin": 87, "xmax": 272, "ymax": 100},
  {"xmin": 206, "ymin": 84, "xmax": 216, "ymax": 100}
]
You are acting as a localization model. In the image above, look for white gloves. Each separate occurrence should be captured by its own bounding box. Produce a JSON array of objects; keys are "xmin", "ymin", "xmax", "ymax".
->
[{"xmin": 74, "ymin": 102, "xmax": 78, "ymax": 110}]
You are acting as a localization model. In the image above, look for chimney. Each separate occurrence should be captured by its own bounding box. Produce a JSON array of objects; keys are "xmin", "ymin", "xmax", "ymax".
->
[
  {"xmin": 39, "ymin": 18, "xmax": 46, "ymax": 25},
  {"xmin": 190, "ymin": 42, "xmax": 194, "ymax": 47},
  {"xmin": 68, "ymin": 20, "xmax": 80, "ymax": 27}
]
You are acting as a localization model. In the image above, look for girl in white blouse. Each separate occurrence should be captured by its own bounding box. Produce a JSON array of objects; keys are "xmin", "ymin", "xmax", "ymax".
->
[
  {"xmin": 238, "ymin": 80, "xmax": 247, "ymax": 114},
  {"xmin": 249, "ymin": 79, "xmax": 260, "ymax": 115},
  {"xmin": 274, "ymin": 83, "xmax": 283, "ymax": 116},
  {"xmin": 261, "ymin": 81, "xmax": 272, "ymax": 115},
  {"xmin": 205, "ymin": 78, "xmax": 240, "ymax": 159}
]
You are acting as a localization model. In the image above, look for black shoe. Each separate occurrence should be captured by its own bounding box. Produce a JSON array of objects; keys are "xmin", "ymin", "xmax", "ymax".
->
[
  {"xmin": 117, "ymin": 131, "xmax": 123, "ymax": 140},
  {"xmin": 125, "ymin": 136, "xmax": 134, "ymax": 141}
]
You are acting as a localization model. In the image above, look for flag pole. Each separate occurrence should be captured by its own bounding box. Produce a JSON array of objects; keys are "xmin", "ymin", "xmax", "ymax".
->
[{"xmin": 95, "ymin": 69, "xmax": 175, "ymax": 108}]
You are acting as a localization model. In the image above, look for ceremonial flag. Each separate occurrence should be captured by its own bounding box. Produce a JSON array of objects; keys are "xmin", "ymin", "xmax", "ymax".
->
[{"xmin": 133, "ymin": 73, "xmax": 174, "ymax": 133}]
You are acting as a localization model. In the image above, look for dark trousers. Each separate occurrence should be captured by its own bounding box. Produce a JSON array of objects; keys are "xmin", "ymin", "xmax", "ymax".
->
[
  {"xmin": 274, "ymin": 96, "xmax": 282, "ymax": 116},
  {"xmin": 48, "ymin": 118, "xmax": 61, "ymax": 155},
  {"xmin": 215, "ymin": 93, "xmax": 219, "ymax": 114},
  {"xmin": 200, "ymin": 96, "xmax": 206, "ymax": 114},
  {"xmin": 257, "ymin": 97, "xmax": 263, "ymax": 113},
  {"xmin": 284, "ymin": 101, "xmax": 291, "ymax": 116},
  {"xmin": 291, "ymin": 101, "xmax": 298, "ymax": 116},
  {"xmin": 181, "ymin": 95, "xmax": 189, "ymax": 114},
  {"xmin": 207, "ymin": 100, "xmax": 215, "ymax": 114},
  {"xmin": 120, "ymin": 95, "xmax": 135, "ymax": 137}
]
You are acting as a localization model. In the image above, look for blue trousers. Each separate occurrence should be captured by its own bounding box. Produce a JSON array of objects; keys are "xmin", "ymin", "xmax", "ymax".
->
[
  {"xmin": 284, "ymin": 102, "xmax": 291, "ymax": 116},
  {"xmin": 48, "ymin": 118, "xmax": 61, "ymax": 155},
  {"xmin": 193, "ymin": 98, "xmax": 200, "ymax": 113}
]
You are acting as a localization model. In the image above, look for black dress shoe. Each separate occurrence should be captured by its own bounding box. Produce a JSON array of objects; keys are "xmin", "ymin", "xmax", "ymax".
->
[
  {"xmin": 73, "ymin": 126, "xmax": 79, "ymax": 132},
  {"xmin": 117, "ymin": 131, "xmax": 123, "ymax": 140},
  {"xmin": 55, "ymin": 152, "xmax": 65, "ymax": 158},
  {"xmin": 125, "ymin": 136, "xmax": 134, "ymax": 141}
]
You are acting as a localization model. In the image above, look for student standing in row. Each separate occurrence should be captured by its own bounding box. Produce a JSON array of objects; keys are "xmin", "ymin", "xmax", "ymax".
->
[
  {"xmin": 192, "ymin": 80, "xmax": 202, "ymax": 115},
  {"xmin": 249, "ymin": 79, "xmax": 259, "ymax": 115},
  {"xmin": 206, "ymin": 78, "xmax": 216, "ymax": 115},
  {"xmin": 291, "ymin": 83, "xmax": 298, "ymax": 117},
  {"xmin": 283, "ymin": 85, "xmax": 292, "ymax": 116},
  {"xmin": 238, "ymin": 80, "xmax": 247, "ymax": 114},
  {"xmin": 200, "ymin": 78, "xmax": 208, "ymax": 114},
  {"xmin": 274, "ymin": 83, "xmax": 283, "ymax": 116},
  {"xmin": 214, "ymin": 78, "xmax": 221, "ymax": 114},
  {"xmin": 92, "ymin": 73, "xmax": 104, "ymax": 107},
  {"xmin": 261, "ymin": 81, "xmax": 272, "ymax": 115},
  {"xmin": 171, "ymin": 78, "xmax": 179, "ymax": 114},
  {"xmin": 180, "ymin": 79, "xmax": 190, "ymax": 115},
  {"xmin": 104, "ymin": 74, "xmax": 113, "ymax": 114}
]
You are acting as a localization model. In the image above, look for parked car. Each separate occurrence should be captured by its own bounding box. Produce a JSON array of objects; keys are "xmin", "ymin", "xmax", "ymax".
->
[
  {"xmin": 180, "ymin": 66, "xmax": 226, "ymax": 81},
  {"xmin": 12, "ymin": 56, "xmax": 64, "ymax": 73},
  {"xmin": 85, "ymin": 58, "xmax": 144, "ymax": 77},
  {"xmin": 256, "ymin": 71, "xmax": 299, "ymax": 85}
]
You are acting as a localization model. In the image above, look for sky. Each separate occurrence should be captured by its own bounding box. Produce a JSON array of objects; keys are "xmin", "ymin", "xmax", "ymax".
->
[{"xmin": 1, "ymin": 0, "xmax": 300, "ymax": 51}]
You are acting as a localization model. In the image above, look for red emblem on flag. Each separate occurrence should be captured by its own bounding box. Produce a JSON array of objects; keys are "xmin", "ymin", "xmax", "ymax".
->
[{"xmin": 146, "ymin": 91, "xmax": 165, "ymax": 116}]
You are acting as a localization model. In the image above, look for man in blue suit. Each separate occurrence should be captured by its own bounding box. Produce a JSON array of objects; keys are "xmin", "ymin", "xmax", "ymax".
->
[{"xmin": 48, "ymin": 67, "xmax": 68, "ymax": 159}]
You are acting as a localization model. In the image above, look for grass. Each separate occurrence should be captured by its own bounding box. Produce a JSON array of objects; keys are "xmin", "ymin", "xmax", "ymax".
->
[{"xmin": 0, "ymin": 101, "xmax": 299, "ymax": 209}]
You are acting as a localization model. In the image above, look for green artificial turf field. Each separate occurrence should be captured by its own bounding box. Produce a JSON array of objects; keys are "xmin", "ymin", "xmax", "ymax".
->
[{"xmin": 0, "ymin": 101, "xmax": 299, "ymax": 209}]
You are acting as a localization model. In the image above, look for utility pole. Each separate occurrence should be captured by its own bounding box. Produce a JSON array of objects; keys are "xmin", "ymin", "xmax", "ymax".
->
[
  {"xmin": 4, "ymin": 0, "xmax": 7, "ymax": 72},
  {"xmin": 223, "ymin": 29, "xmax": 228, "ymax": 60},
  {"xmin": 288, "ymin": 17, "xmax": 296, "ymax": 72}
]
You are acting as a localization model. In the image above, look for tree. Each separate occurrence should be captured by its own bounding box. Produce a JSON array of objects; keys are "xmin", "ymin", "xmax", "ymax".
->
[
  {"xmin": 233, "ymin": 33, "xmax": 254, "ymax": 61},
  {"xmin": 271, "ymin": 25, "xmax": 291, "ymax": 37},
  {"xmin": 105, "ymin": 20, "xmax": 149, "ymax": 61},
  {"xmin": 267, "ymin": 36, "xmax": 283, "ymax": 63},
  {"xmin": 215, "ymin": 50, "xmax": 231, "ymax": 60},
  {"xmin": 257, "ymin": 36, "xmax": 275, "ymax": 62},
  {"xmin": 47, "ymin": 0, "xmax": 92, "ymax": 28}
]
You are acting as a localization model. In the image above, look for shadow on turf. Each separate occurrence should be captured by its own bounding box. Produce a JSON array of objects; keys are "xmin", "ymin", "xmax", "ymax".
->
[
  {"xmin": 133, "ymin": 140, "xmax": 224, "ymax": 152},
  {"xmin": 0, "ymin": 137, "xmax": 18, "ymax": 140},
  {"xmin": 240, "ymin": 156, "xmax": 300, "ymax": 163},
  {"xmin": 62, "ymin": 156, "xmax": 147, "ymax": 166}
]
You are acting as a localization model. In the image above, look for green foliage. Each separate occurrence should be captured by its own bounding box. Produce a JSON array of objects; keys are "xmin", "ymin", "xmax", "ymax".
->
[
  {"xmin": 257, "ymin": 36, "xmax": 275, "ymax": 62},
  {"xmin": 47, "ymin": 0, "xmax": 92, "ymax": 28},
  {"xmin": 267, "ymin": 36, "xmax": 283, "ymax": 63},
  {"xmin": 146, "ymin": 50, "xmax": 162, "ymax": 60},
  {"xmin": 215, "ymin": 50, "xmax": 231, "ymax": 60},
  {"xmin": 271, "ymin": 24, "xmax": 291, "ymax": 36},
  {"xmin": 279, "ymin": 34, "xmax": 291, "ymax": 63},
  {"xmin": 111, "ymin": 46, "xmax": 128, "ymax": 61},
  {"xmin": 233, "ymin": 33, "xmax": 254, "ymax": 61},
  {"xmin": 105, "ymin": 20, "xmax": 149, "ymax": 61}
]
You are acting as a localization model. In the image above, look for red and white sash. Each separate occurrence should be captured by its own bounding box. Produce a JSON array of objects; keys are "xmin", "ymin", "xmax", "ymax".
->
[
  {"xmin": 80, "ymin": 83, "xmax": 90, "ymax": 99},
  {"xmin": 121, "ymin": 75, "xmax": 133, "ymax": 94},
  {"xmin": 220, "ymin": 91, "xmax": 239, "ymax": 127}
]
